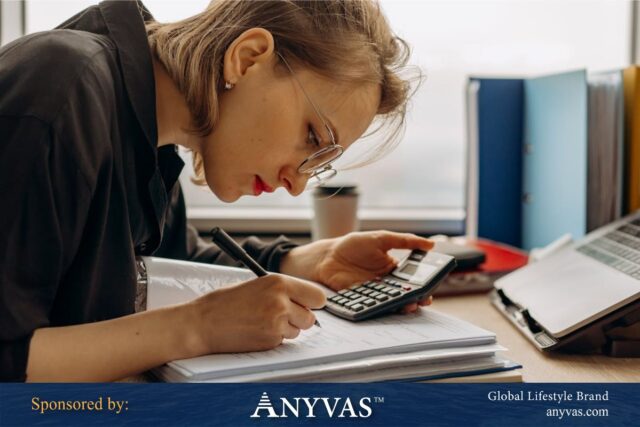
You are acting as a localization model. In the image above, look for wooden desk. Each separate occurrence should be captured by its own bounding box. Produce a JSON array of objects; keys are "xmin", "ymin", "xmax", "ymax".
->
[{"xmin": 432, "ymin": 294, "xmax": 640, "ymax": 382}]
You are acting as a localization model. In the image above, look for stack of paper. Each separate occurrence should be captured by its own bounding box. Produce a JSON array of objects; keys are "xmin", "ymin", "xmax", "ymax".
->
[
  {"xmin": 142, "ymin": 257, "xmax": 520, "ymax": 383},
  {"xmin": 587, "ymin": 70, "xmax": 624, "ymax": 231}
]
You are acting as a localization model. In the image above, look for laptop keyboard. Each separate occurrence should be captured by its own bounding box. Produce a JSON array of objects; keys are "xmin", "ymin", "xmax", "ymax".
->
[{"xmin": 576, "ymin": 219, "xmax": 640, "ymax": 280}]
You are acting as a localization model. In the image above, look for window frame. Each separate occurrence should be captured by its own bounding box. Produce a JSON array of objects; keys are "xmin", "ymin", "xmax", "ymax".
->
[
  {"xmin": 15, "ymin": 0, "xmax": 638, "ymax": 235},
  {"xmin": 187, "ymin": 206, "xmax": 464, "ymax": 235}
]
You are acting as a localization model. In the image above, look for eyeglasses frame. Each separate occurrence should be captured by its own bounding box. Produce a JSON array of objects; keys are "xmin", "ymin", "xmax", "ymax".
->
[{"xmin": 276, "ymin": 52, "xmax": 344, "ymax": 184}]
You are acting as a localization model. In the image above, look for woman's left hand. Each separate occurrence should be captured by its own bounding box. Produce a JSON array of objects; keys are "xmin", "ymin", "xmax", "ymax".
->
[{"xmin": 280, "ymin": 231, "xmax": 435, "ymax": 314}]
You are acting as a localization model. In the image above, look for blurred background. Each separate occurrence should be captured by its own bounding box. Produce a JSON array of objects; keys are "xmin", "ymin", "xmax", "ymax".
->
[{"xmin": 0, "ymin": 0, "xmax": 632, "ymax": 234}]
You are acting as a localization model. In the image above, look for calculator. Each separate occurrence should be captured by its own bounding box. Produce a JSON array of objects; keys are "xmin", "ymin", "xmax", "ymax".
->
[{"xmin": 324, "ymin": 249, "xmax": 457, "ymax": 321}]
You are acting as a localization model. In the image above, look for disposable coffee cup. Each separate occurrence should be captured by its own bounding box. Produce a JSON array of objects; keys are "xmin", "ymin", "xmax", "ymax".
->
[{"xmin": 311, "ymin": 185, "xmax": 359, "ymax": 241}]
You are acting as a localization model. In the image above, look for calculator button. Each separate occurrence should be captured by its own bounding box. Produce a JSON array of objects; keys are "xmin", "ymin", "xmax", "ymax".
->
[
  {"xmin": 369, "ymin": 291, "xmax": 380, "ymax": 297},
  {"xmin": 329, "ymin": 295, "xmax": 342, "ymax": 302},
  {"xmin": 338, "ymin": 297, "xmax": 349, "ymax": 305},
  {"xmin": 338, "ymin": 289, "xmax": 349, "ymax": 295},
  {"xmin": 354, "ymin": 286, "xmax": 367, "ymax": 293},
  {"xmin": 387, "ymin": 289, "xmax": 401, "ymax": 297},
  {"xmin": 343, "ymin": 291, "xmax": 355, "ymax": 298},
  {"xmin": 361, "ymin": 289, "xmax": 373, "ymax": 296},
  {"xmin": 382, "ymin": 287, "xmax": 396, "ymax": 293},
  {"xmin": 349, "ymin": 293, "xmax": 361, "ymax": 299},
  {"xmin": 344, "ymin": 300, "xmax": 357, "ymax": 307},
  {"xmin": 383, "ymin": 279, "xmax": 395, "ymax": 285},
  {"xmin": 375, "ymin": 294, "xmax": 389, "ymax": 301},
  {"xmin": 351, "ymin": 304, "xmax": 365, "ymax": 312},
  {"xmin": 409, "ymin": 251, "xmax": 426, "ymax": 261},
  {"xmin": 352, "ymin": 296, "xmax": 367, "ymax": 305},
  {"xmin": 363, "ymin": 299, "xmax": 376, "ymax": 307},
  {"xmin": 365, "ymin": 282, "xmax": 379, "ymax": 289},
  {"xmin": 374, "ymin": 284, "xmax": 386, "ymax": 290}
]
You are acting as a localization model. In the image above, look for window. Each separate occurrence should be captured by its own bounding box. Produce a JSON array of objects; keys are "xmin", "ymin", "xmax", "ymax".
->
[
  {"xmin": 16, "ymin": 0, "xmax": 632, "ymax": 233},
  {"xmin": 0, "ymin": 0, "xmax": 24, "ymax": 45}
]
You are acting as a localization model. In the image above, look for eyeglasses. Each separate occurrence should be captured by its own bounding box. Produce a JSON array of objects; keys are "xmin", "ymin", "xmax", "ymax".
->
[{"xmin": 277, "ymin": 53, "xmax": 343, "ymax": 190}]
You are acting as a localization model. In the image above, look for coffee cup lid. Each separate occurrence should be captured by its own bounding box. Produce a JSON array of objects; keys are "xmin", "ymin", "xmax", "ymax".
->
[{"xmin": 313, "ymin": 185, "xmax": 358, "ymax": 197}]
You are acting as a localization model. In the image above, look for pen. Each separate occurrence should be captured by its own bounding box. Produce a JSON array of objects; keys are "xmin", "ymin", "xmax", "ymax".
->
[{"xmin": 210, "ymin": 227, "xmax": 321, "ymax": 328}]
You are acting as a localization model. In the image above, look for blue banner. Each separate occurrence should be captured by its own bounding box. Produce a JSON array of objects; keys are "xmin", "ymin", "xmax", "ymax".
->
[{"xmin": 0, "ymin": 383, "xmax": 637, "ymax": 426}]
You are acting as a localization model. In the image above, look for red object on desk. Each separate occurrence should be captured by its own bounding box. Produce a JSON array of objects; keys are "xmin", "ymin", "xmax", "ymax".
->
[
  {"xmin": 470, "ymin": 239, "xmax": 529, "ymax": 273},
  {"xmin": 434, "ymin": 239, "xmax": 528, "ymax": 297}
]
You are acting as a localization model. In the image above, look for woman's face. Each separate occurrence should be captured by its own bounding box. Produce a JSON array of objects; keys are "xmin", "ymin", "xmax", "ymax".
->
[{"xmin": 200, "ymin": 56, "xmax": 381, "ymax": 202}]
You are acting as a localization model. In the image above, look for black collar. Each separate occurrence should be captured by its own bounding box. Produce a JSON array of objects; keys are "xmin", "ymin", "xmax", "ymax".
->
[
  {"xmin": 57, "ymin": 0, "xmax": 186, "ymax": 249},
  {"xmin": 99, "ymin": 0, "xmax": 158, "ymax": 153}
]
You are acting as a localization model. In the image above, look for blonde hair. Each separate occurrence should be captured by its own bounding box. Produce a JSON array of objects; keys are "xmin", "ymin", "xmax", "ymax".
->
[{"xmin": 146, "ymin": 0, "xmax": 418, "ymax": 184}]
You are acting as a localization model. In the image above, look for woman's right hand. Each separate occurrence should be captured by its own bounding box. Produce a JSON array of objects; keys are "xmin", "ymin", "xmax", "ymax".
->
[
  {"xmin": 24, "ymin": 274, "xmax": 325, "ymax": 381},
  {"xmin": 184, "ymin": 273, "xmax": 326, "ymax": 356}
]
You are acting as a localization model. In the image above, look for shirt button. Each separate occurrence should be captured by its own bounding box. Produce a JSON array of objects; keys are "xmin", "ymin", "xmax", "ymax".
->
[{"xmin": 138, "ymin": 243, "xmax": 147, "ymax": 253}]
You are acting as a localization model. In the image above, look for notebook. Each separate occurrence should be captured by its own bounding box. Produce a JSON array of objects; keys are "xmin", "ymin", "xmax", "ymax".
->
[{"xmin": 140, "ymin": 257, "xmax": 514, "ymax": 382}]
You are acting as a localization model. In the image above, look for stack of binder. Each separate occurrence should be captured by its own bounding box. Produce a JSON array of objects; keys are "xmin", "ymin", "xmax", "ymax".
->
[
  {"xmin": 466, "ymin": 67, "xmax": 640, "ymax": 357},
  {"xmin": 139, "ymin": 257, "xmax": 521, "ymax": 383},
  {"xmin": 466, "ymin": 67, "xmax": 630, "ymax": 250}
]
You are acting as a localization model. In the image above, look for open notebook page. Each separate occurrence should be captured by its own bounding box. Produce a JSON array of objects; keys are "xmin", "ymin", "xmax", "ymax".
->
[
  {"xmin": 167, "ymin": 309, "xmax": 495, "ymax": 381},
  {"xmin": 143, "ymin": 257, "xmax": 495, "ymax": 381}
]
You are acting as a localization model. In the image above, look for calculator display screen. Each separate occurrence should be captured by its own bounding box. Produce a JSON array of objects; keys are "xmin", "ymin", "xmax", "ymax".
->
[{"xmin": 400, "ymin": 263, "xmax": 418, "ymax": 276}]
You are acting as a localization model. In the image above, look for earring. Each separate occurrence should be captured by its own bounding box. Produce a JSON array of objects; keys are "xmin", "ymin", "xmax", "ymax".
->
[{"xmin": 224, "ymin": 81, "xmax": 235, "ymax": 90}]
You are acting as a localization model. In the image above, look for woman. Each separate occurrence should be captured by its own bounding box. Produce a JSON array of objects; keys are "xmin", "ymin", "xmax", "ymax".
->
[{"xmin": 0, "ymin": 0, "xmax": 434, "ymax": 382}]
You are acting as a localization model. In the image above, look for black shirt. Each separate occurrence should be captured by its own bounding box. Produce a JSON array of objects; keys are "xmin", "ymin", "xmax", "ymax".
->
[{"xmin": 0, "ymin": 0, "xmax": 297, "ymax": 382}]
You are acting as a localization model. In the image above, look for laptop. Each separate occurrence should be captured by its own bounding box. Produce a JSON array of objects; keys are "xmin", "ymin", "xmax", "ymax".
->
[{"xmin": 491, "ymin": 211, "xmax": 640, "ymax": 354}]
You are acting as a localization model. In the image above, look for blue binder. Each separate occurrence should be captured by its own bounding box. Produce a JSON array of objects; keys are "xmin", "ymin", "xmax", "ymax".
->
[
  {"xmin": 468, "ymin": 71, "xmax": 588, "ymax": 250},
  {"xmin": 522, "ymin": 70, "xmax": 588, "ymax": 249},
  {"xmin": 472, "ymin": 78, "xmax": 524, "ymax": 248}
]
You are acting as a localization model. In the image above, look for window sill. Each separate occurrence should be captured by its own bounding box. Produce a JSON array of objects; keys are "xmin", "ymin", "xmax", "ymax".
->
[{"xmin": 187, "ymin": 207, "xmax": 465, "ymax": 235}]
